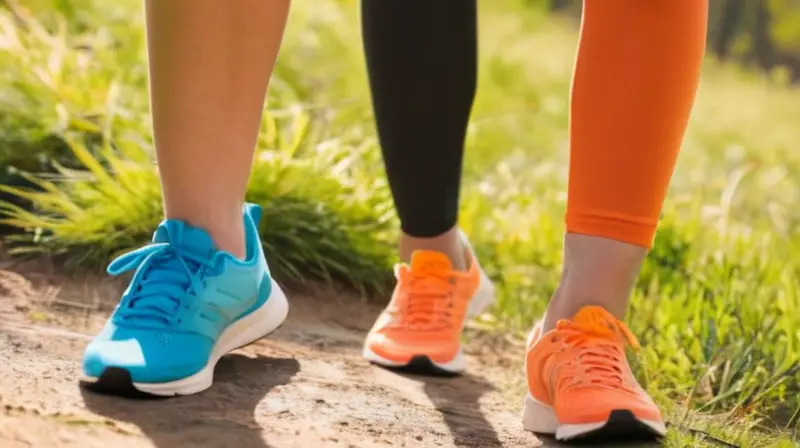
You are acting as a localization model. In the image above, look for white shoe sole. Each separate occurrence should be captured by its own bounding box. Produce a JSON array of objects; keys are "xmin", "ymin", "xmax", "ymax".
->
[
  {"xmin": 363, "ymin": 268, "xmax": 496, "ymax": 374},
  {"xmin": 522, "ymin": 393, "xmax": 667, "ymax": 441},
  {"xmin": 83, "ymin": 279, "xmax": 289, "ymax": 396}
]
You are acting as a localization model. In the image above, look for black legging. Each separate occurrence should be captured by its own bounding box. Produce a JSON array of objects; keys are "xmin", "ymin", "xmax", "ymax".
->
[{"xmin": 362, "ymin": 0, "xmax": 477, "ymax": 238}]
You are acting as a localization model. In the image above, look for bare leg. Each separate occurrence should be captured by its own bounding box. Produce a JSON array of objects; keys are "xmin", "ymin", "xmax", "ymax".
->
[
  {"xmin": 543, "ymin": 235, "xmax": 646, "ymax": 330},
  {"xmin": 147, "ymin": 0, "xmax": 291, "ymax": 259}
]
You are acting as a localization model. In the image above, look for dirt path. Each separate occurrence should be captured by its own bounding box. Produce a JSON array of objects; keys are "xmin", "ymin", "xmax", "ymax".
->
[{"xmin": 0, "ymin": 260, "xmax": 659, "ymax": 448}]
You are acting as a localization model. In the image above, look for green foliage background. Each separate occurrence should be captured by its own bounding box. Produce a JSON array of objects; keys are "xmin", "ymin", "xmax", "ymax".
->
[{"xmin": 551, "ymin": 0, "xmax": 800, "ymax": 83}]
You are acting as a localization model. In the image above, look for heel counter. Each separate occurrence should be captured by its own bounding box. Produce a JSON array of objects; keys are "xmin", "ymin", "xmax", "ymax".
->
[
  {"xmin": 243, "ymin": 203, "xmax": 268, "ymax": 271},
  {"xmin": 244, "ymin": 203, "xmax": 263, "ymax": 228}
]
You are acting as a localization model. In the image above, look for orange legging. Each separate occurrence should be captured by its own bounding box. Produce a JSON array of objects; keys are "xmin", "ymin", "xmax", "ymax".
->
[{"xmin": 566, "ymin": 0, "xmax": 708, "ymax": 248}]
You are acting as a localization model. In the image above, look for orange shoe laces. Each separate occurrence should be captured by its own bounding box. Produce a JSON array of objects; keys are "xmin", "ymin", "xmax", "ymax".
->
[
  {"xmin": 553, "ymin": 308, "xmax": 641, "ymax": 391},
  {"xmin": 394, "ymin": 264, "xmax": 457, "ymax": 330}
]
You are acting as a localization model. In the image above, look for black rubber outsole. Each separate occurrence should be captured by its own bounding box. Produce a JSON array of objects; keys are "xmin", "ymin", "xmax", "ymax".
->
[
  {"xmin": 80, "ymin": 367, "xmax": 166, "ymax": 400},
  {"xmin": 372, "ymin": 355, "xmax": 461, "ymax": 378},
  {"xmin": 561, "ymin": 410, "xmax": 663, "ymax": 444}
]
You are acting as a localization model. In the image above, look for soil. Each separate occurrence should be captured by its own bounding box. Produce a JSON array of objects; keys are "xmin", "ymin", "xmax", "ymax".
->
[{"xmin": 0, "ymin": 256, "xmax": 659, "ymax": 448}]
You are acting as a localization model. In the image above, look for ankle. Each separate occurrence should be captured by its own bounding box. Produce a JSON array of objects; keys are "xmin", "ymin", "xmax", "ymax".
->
[
  {"xmin": 398, "ymin": 227, "xmax": 467, "ymax": 271},
  {"xmin": 540, "ymin": 233, "xmax": 646, "ymax": 331},
  {"xmin": 208, "ymin": 223, "xmax": 246, "ymax": 260},
  {"xmin": 165, "ymin": 207, "xmax": 247, "ymax": 259},
  {"xmin": 542, "ymin": 287, "xmax": 629, "ymax": 333}
]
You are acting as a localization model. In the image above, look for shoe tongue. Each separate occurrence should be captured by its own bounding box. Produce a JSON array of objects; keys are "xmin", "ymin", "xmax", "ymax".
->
[
  {"xmin": 571, "ymin": 306, "xmax": 616, "ymax": 327},
  {"xmin": 409, "ymin": 251, "xmax": 453, "ymax": 273},
  {"xmin": 153, "ymin": 220, "xmax": 217, "ymax": 258}
]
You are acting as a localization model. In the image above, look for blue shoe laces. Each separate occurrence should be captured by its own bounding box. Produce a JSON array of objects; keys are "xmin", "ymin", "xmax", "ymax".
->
[{"xmin": 108, "ymin": 243, "xmax": 214, "ymax": 327}]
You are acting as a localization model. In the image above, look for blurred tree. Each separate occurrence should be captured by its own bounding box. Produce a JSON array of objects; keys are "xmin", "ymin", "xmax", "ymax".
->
[
  {"xmin": 546, "ymin": 0, "xmax": 800, "ymax": 83},
  {"xmin": 550, "ymin": 0, "xmax": 572, "ymax": 11},
  {"xmin": 753, "ymin": 0, "xmax": 776, "ymax": 68},
  {"xmin": 710, "ymin": 0, "xmax": 745, "ymax": 60}
]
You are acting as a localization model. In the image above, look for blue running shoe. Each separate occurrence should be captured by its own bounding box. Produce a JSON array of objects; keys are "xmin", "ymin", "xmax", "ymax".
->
[{"xmin": 81, "ymin": 203, "xmax": 288, "ymax": 396}]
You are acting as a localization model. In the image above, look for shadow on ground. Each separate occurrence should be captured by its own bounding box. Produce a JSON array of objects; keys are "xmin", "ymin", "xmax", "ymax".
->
[
  {"xmin": 398, "ymin": 371, "xmax": 504, "ymax": 448},
  {"xmin": 537, "ymin": 435, "xmax": 662, "ymax": 447},
  {"xmin": 81, "ymin": 354, "xmax": 300, "ymax": 448},
  {"xmin": 398, "ymin": 365, "xmax": 662, "ymax": 448}
]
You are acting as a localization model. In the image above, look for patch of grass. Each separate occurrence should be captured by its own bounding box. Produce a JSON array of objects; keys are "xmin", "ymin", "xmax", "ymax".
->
[
  {"xmin": 1, "ymin": 0, "xmax": 798, "ymax": 446},
  {"xmin": 0, "ymin": 0, "xmax": 396, "ymax": 293},
  {"xmin": 0, "ymin": 123, "xmax": 395, "ymax": 294}
]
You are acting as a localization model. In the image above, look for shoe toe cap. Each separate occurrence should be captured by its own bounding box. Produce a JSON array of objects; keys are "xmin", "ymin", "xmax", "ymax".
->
[
  {"xmin": 366, "ymin": 333, "xmax": 457, "ymax": 364},
  {"xmin": 83, "ymin": 330, "xmax": 211, "ymax": 383},
  {"xmin": 556, "ymin": 388, "xmax": 662, "ymax": 425}
]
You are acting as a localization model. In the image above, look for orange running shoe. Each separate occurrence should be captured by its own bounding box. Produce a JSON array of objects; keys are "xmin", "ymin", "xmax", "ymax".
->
[
  {"xmin": 523, "ymin": 306, "xmax": 666, "ymax": 441},
  {"xmin": 363, "ymin": 236, "xmax": 495, "ymax": 375}
]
